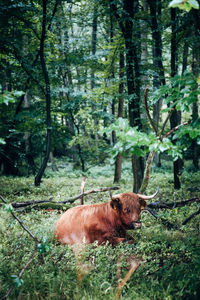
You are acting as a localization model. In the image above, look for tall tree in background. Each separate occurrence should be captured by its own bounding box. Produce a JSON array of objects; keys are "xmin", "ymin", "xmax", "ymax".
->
[
  {"xmin": 114, "ymin": 49, "xmax": 124, "ymax": 182},
  {"xmin": 169, "ymin": 7, "xmax": 181, "ymax": 189},
  {"xmin": 191, "ymin": 6, "xmax": 200, "ymax": 169},
  {"xmin": 147, "ymin": 0, "xmax": 165, "ymax": 167},
  {"xmin": 111, "ymin": 0, "xmax": 144, "ymax": 192},
  {"xmin": 35, "ymin": 0, "xmax": 53, "ymax": 186}
]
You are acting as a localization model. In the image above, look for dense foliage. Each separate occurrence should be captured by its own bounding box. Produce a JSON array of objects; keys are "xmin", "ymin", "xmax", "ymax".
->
[{"xmin": 0, "ymin": 0, "xmax": 199, "ymax": 190}]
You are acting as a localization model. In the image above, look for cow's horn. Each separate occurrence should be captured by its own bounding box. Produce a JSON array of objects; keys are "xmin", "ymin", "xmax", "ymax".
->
[
  {"xmin": 137, "ymin": 188, "xmax": 159, "ymax": 200},
  {"xmin": 111, "ymin": 194, "xmax": 120, "ymax": 200}
]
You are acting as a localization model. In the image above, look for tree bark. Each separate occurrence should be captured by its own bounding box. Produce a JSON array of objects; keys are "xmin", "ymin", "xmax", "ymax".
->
[
  {"xmin": 169, "ymin": 7, "xmax": 181, "ymax": 189},
  {"xmin": 35, "ymin": 0, "xmax": 51, "ymax": 186},
  {"xmin": 122, "ymin": 0, "xmax": 143, "ymax": 192},
  {"xmin": 114, "ymin": 50, "xmax": 124, "ymax": 183},
  {"xmin": 191, "ymin": 8, "xmax": 200, "ymax": 170},
  {"xmin": 91, "ymin": 1, "xmax": 98, "ymax": 90},
  {"xmin": 147, "ymin": 0, "xmax": 165, "ymax": 128},
  {"xmin": 147, "ymin": 0, "xmax": 165, "ymax": 168}
]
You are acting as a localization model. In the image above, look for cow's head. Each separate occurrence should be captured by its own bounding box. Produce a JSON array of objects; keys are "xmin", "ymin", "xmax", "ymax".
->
[{"xmin": 110, "ymin": 190, "xmax": 158, "ymax": 230}]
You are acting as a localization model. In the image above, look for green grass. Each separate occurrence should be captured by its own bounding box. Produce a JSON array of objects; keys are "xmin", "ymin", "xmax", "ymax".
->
[{"xmin": 0, "ymin": 161, "xmax": 200, "ymax": 299}]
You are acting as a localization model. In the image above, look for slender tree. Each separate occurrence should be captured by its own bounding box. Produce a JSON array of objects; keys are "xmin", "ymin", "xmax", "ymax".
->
[
  {"xmin": 35, "ymin": 0, "xmax": 52, "ymax": 186},
  {"xmin": 114, "ymin": 49, "xmax": 124, "ymax": 182}
]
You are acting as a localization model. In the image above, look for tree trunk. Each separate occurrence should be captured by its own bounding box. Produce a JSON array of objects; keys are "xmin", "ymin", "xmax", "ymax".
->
[
  {"xmin": 91, "ymin": 2, "xmax": 98, "ymax": 90},
  {"xmin": 35, "ymin": 0, "xmax": 51, "ymax": 186},
  {"xmin": 123, "ymin": 0, "xmax": 143, "ymax": 192},
  {"xmin": 114, "ymin": 50, "xmax": 124, "ymax": 183},
  {"xmin": 147, "ymin": 0, "xmax": 165, "ymax": 168},
  {"xmin": 191, "ymin": 8, "xmax": 200, "ymax": 170},
  {"xmin": 148, "ymin": 0, "xmax": 165, "ymax": 127},
  {"xmin": 170, "ymin": 7, "xmax": 181, "ymax": 189},
  {"xmin": 141, "ymin": 0, "xmax": 149, "ymax": 87},
  {"xmin": 191, "ymin": 50, "xmax": 199, "ymax": 170},
  {"xmin": 49, "ymin": 152, "xmax": 58, "ymax": 172},
  {"xmin": 24, "ymin": 91, "xmax": 36, "ymax": 174}
]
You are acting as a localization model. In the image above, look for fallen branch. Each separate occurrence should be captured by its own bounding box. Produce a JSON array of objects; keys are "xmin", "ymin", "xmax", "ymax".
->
[
  {"xmin": 59, "ymin": 186, "xmax": 120, "ymax": 204},
  {"xmin": 0, "ymin": 197, "xmax": 54, "ymax": 209},
  {"xmin": 0, "ymin": 186, "xmax": 120, "ymax": 210},
  {"xmin": 144, "ymin": 208, "xmax": 177, "ymax": 229},
  {"xmin": 148, "ymin": 197, "xmax": 200, "ymax": 210},
  {"xmin": 182, "ymin": 207, "xmax": 200, "ymax": 225}
]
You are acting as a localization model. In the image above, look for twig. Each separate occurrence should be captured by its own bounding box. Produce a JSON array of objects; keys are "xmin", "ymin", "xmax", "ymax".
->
[
  {"xmin": 115, "ymin": 260, "xmax": 140, "ymax": 300},
  {"xmin": 1, "ymin": 245, "xmax": 38, "ymax": 300},
  {"xmin": 80, "ymin": 176, "xmax": 87, "ymax": 205},
  {"xmin": 160, "ymin": 108, "xmax": 174, "ymax": 136},
  {"xmin": 182, "ymin": 207, "xmax": 200, "ymax": 225},
  {"xmin": 162, "ymin": 121, "xmax": 191, "ymax": 140},
  {"xmin": 0, "ymin": 196, "xmax": 40, "ymax": 242},
  {"xmin": 144, "ymin": 86, "xmax": 158, "ymax": 136}
]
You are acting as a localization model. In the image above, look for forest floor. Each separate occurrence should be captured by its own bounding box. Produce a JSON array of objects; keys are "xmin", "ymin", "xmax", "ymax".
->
[{"xmin": 0, "ymin": 159, "xmax": 200, "ymax": 300}]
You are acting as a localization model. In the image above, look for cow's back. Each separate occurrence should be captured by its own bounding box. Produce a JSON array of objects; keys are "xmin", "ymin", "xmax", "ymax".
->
[{"xmin": 54, "ymin": 203, "xmax": 110, "ymax": 244}]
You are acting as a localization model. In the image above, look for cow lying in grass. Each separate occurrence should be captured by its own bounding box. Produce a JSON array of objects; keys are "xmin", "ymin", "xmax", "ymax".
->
[{"xmin": 54, "ymin": 190, "xmax": 158, "ymax": 245}]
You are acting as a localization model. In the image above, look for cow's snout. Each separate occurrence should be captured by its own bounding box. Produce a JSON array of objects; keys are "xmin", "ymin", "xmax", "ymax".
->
[{"xmin": 129, "ymin": 221, "xmax": 141, "ymax": 229}]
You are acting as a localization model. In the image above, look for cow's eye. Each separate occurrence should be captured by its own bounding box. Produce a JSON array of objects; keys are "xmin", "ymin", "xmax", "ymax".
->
[{"xmin": 124, "ymin": 208, "xmax": 130, "ymax": 213}]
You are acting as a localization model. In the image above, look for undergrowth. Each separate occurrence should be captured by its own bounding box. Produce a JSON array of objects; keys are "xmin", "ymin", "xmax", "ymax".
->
[{"xmin": 0, "ymin": 160, "xmax": 200, "ymax": 299}]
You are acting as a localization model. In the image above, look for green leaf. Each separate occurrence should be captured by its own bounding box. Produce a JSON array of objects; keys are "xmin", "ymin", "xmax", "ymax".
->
[
  {"xmin": 11, "ymin": 275, "xmax": 24, "ymax": 287},
  {"xmin": 13, "ymin": 90, "xmax": 25, "ymax": 97},
  {"xmin": 169, "ymin": 0, "xmax": 184, "ymax": 8},
  {"xmin": 37, "ymin": 237, "xmax": 52, "ymax": 254},
  {"xmin": 169, "ymin": 0, "xmax": 199, "ymax": 11},
  {"xmin": 188, "ymin": 0, "xmax": 199, "ymax": 9},
  {"xmin": 0, "ymin": 138, "xmax": 5, "ymax": 144},
  {"xmin": 3, "ymin": 203, "xmax": 14, "ymax": 213}
]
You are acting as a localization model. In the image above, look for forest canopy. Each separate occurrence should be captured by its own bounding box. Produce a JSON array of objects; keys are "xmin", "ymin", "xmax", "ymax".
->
[{"xmin": 0, "ymin": 0, "xmax": 199, "ymax": 191}]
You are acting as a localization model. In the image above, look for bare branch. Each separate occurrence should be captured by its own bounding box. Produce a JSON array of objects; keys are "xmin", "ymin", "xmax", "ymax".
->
[
  {"xmin": 80, "ymin": 176, "xmax": 87, "ymax": 205},
  {"xmin": 182, "ymin": 207, "xmax": 200, "ymax": 225},
  {"xmin": 162, "ymin": 120, "xmax": 191, "ymax": 140},
  {"xmin": 59, "ymin": 186, "xmax": 120, "ymax": 204},
  {"xmin": 0, "ymin": 187, "xmax": 120, "ymax": 210},
  {"xmin": 115, "ymin": 260, "xmax": 140, "ymax": 300},
  {"xmin": 144, "ymin": 208, "xmax": 177, "ymax": 229},
  {"xmin": 0, "ymin": 197, "xmax": 54, "ymax": 209},
  {"xmin": 0, "ymin": 195, "xmax": 39, "ymax": 243},
  {"xmin": 148, "ymin": 197, "xmax": 200, "ymax": 210},
  {"xmin": 160, "ymin": 108, "xmax": 174, "ymax": 136},
  {"xmin": 139, "ymin": 150, "xmax": 155, "ymax": 193},
  {"xmin": 144, "ymin": 86, "xmax": 158, "ymax": 136}
]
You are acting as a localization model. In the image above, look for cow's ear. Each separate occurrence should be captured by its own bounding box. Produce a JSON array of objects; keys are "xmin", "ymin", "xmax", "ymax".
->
[
  {"xmin": 139, "ymin": 198, "xmax": 147, "ymax": 210},
  {"xmin": 111, "ymin": 198, "xmax": 121, "ymax": 211}
]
